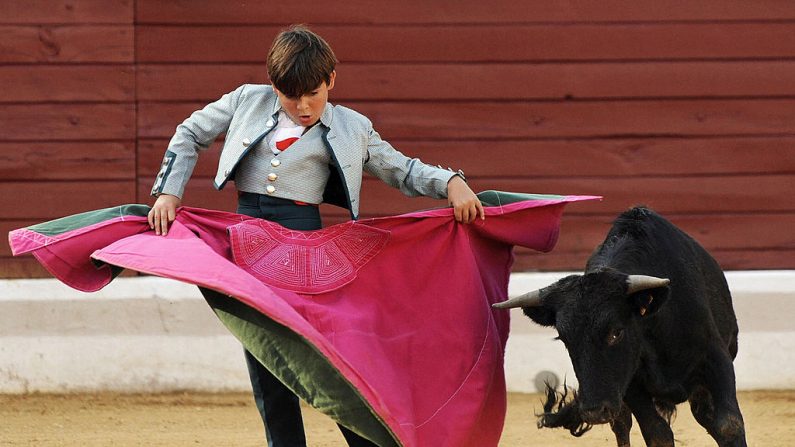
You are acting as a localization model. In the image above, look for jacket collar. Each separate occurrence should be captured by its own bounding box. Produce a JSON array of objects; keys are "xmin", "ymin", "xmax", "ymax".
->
[
  {"xmin": 270, "ymin": 95, "xmax": 280, "ymax": 118},
  {"xmin": 319, "ymin": 102, "xmax": 334, "ymax": 127}
]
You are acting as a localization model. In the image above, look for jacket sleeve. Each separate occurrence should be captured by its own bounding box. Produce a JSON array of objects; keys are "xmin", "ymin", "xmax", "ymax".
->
[
  {"xmin": 150, "ymin": 85, "xmax": 246, "ymax": 199},
  {"xmin": 363, "ymin": 124, "xmax": 459, "ymax": 199}
]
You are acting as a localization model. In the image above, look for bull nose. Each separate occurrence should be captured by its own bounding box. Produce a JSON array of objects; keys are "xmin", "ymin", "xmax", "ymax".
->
[{"xmin": 580, "ymin": 401, "xmax": 615, "ymax": 424}]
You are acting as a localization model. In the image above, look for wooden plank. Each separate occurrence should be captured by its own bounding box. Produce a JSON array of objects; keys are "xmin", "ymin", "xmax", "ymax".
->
[
  {"xmin": 136, "ymin": 65, "xmax": 264, "ymax": 101},
  {"xmin": 710, "ymin": 249, "xmax": 795, "ymax": 270},
  {"xmin": 136, "ymin": 1, "xmax": 795, "ymax": 24},
  {"xmin": 0, "ymin": 65, "xmax": 134, "ymax": 102},
  {"xmin": 655, "ymin": 213, "xmax": 795, "ymax": 251},
  {"xmin": 1, "ymin": 220, "xmax": 39, "ymax": 257},
  {"xmin": 0, "ymin": 26, "xmax": 133, "ymax": 63},
  {"xmin": 513, "ymin": 251, "xmax": 591, "ymax": 272},
  {"xmin": 0, "ymin": 257, "xmax": 56, "ymax": 279},
  {"xmin": 0, "ymin": 181, "xmax": 135, "ymax": 219},
  {"xmin": 138, "ymin": 136, "xmax": 795, "ymax": 178},
  {"xmin": 353, "ymin": 175, "xmax": 795, "ymax": 216},
  {"xmin": 518, "ymin": 209, "xmax": 795, "ymax": 271},
  {"xmin": 461, "ymin": 176, "xmax": 795, "ymax": 215},
  {"xmin": 343, "ymin": 100, "xmax": 795, "ymax": 140},
  {"xmin": 550, "ymin": 213, "xmax": 795, "ymax": 252},
  {"xmin": 138, "ymin": 99, "xmax": 795, "ymax": 140},
  {"xmin": 388, "ymin": 137, "xmax": 795, "ymax": 178},
  {"xmin": 0, "ymin": 0, "xmax": 133, "ymax": 24},
  {"xmin": 138, "ymin": 61, "xmax": 795, "ymax": 101},
  {"xmin": 136, "ymin": 23, "xmax": 795, "ymax": 63},
  {"xmin": 0, "ymin": 142, "xmax": 135, "ymax": 180},
  {"xmin": 5, "ymin": 142, "xmax": 135, "ymax": 179},
  {"xmin": 0, "ymin": 104, "xmax": 135, "ymax": 140},
  {"xmin": 334, "ymin": 61, "xmax": 795, "ymax": 100}
]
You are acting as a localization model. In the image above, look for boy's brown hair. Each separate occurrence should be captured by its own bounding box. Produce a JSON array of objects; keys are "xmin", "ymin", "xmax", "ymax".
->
[{"xmin": 267, "ymin": 25, "xmax": 338, "ymax": 98}]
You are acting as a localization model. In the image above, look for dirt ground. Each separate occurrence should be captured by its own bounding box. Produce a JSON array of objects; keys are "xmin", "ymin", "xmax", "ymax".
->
[{"xmin": 1, "ymin": 391, "xmax": 793, "ymax": 446}]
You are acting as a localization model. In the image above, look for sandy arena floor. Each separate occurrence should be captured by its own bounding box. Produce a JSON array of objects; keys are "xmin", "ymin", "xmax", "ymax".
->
[{"xmin": 1, "ymin": 391, "xmax": 793, "ymax": 446}]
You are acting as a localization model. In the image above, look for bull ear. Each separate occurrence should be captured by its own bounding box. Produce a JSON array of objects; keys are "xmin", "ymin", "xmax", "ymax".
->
[
  {"xmin": 522, "ymin": 280, "xmax": 574, "ymax": 327},
  {"xmin": 495, "ymin": 275, "xmax": 579, "ymax": 327},
  {"xmin": 522, "ymin": 296, "xmax": 557, "ymax": 327},
  {"xmin": 626, "ymin": 275, "xmax": 670, "ymax": 317}
]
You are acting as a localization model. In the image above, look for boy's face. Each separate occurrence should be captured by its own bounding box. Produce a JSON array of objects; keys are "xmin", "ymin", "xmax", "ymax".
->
[{"xmin": 274, "ymin": 70, "xmax": 336, "ymax": 127}]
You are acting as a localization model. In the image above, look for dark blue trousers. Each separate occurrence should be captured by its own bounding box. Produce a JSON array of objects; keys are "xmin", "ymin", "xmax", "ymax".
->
[{"xmin": 236, "ymin": 192, "xmax": 377, "ymax": 447}]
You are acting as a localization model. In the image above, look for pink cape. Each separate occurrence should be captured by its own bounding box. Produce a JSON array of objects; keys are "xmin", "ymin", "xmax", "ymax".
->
[{"xmin": 9, "ymin": 191, "xmax": 597, "ymax": 446}]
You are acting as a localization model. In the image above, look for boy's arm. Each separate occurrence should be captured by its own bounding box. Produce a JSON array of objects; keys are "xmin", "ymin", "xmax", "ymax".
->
[
  {"xmin": 148, "ymin": 85, "xmax": 245, "ymax": 235},
  {"xmin": 363, "ymin": 126, "xmax": 484, "ymax": 223},
  {"xmin": 150, "ymin": 85, "xmax": 245, "ymax": 199}
]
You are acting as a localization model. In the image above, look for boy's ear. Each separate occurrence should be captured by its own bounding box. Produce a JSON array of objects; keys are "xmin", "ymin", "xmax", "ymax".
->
[
  {"xmin": 628, "ymin": 284, "xmax": 670, "ymax": 318},
  {"xmin": 327, "ymin": 70, "xmax": 336, "ymax": 90}
]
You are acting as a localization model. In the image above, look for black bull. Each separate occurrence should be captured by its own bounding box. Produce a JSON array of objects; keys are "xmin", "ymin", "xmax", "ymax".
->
[{"xmin": 494, "ymin": 207, "xmax": 747, "ymax": 447}]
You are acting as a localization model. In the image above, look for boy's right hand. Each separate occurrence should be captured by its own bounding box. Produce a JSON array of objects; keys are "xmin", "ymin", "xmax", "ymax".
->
[{"xmin": 148, "ymin": 194, "xmax": 181, "ymax": 236}]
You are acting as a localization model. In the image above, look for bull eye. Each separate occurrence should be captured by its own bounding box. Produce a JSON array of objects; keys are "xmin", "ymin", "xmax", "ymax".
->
[{"xmin": 606, "ymin": 328, "xmax": 624, "ymax": 346}]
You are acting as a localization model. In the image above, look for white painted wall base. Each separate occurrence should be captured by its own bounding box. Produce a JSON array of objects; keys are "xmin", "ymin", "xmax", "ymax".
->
[
  {"xmin": 0, "ymin": 335, "xmax": 247, "ymax": 394},
  {"xmin": 1, "ymin": 272, "xmax": 793, "ymax": 394}
]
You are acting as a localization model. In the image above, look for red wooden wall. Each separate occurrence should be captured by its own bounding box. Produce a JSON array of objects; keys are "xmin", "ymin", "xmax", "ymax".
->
[{"xmin": 1, "ymin": 1, "xmax": 794, "ymax": 277}]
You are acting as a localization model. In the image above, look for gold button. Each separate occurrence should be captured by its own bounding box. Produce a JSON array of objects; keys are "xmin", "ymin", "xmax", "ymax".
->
[
  {"xmin": 267, "ymin": 173, "xmax": 278, "ymax": 181},
  {"xmin": 242, "ymin": 138, "xmax": 251, "ymax": 147},
  {"xmin": 271, "ymin": 159, "xmax": 281, "ymax": 167},
  {"xmin": 266, "ymin": 185, "xmax": 276, "ymax": 194}
]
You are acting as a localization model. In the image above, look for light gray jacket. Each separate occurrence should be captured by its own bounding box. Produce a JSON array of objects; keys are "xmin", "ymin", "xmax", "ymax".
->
[{"xmin": 151, "ymin": 84, "xmax": 458, "ymax": 219}]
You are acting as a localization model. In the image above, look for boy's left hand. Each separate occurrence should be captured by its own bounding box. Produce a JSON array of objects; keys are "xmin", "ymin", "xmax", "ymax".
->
[{"xmin": 447, "ymin": 176, "xmax": 485, "ymax": 224}]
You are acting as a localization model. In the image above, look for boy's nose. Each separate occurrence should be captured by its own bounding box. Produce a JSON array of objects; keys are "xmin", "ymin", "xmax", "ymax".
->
[{"xmin": 296, "ymin": 97, "xmax": 309, "ymax": 111}]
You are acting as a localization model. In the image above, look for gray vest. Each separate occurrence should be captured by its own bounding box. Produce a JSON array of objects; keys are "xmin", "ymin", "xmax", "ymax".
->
[{"xmin": 234, "ymin": 124, "xmax": 331, "ymax": 204}]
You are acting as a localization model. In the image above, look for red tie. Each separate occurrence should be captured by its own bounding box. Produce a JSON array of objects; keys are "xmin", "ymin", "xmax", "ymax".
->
[{"xmin": 276, "ymin": 137, "xmax": 300, "ymax": 151}]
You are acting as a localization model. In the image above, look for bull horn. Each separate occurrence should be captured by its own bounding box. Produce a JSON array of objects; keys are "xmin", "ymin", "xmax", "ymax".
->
[
  {"xmin": 626, "ymin": 275, "xmax": 670, "ymax": 295},
  {"xmin": 492, "ymin": 289, "xmax": 543, "ymax": 309}
]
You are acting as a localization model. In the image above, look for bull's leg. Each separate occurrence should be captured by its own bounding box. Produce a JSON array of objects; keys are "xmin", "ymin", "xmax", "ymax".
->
[
  {"xmin": 624, "ymin": 381, "xmax": 674, "ymax": 447},
  {"xmin": 688, "ymin": 347, "xmax": 747, "ymax": 447},
  {"xmin": 610, "ymin": 403, "xmax": 633, "ymax": 447}
]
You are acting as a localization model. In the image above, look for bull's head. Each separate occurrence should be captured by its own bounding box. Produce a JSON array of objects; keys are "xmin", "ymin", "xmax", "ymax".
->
[{"xmin": 494, "ymin": 270, "xmax": 670, "ymax": 426}]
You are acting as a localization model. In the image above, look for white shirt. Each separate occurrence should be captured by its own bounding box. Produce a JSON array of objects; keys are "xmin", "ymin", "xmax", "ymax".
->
[{"xmin": 267, "ymin": 111, "xmax": 305, "ymax": 154}]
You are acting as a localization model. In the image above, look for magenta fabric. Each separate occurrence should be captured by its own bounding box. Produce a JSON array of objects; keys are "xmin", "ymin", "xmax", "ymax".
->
[{"xmin": 9, "ymin": 195, "xmax": 596, "ymax": 446}]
